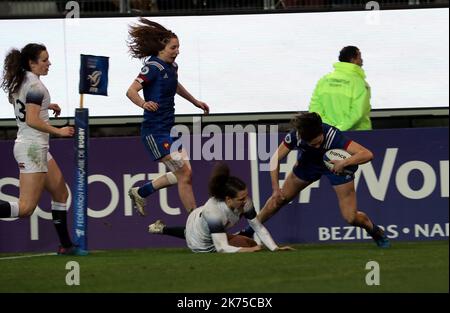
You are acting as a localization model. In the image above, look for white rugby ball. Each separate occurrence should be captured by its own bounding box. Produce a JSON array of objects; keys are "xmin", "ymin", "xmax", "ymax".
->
[{"xmin": 323, "ymin": 149, "xmax": 358, "ymax": 175}]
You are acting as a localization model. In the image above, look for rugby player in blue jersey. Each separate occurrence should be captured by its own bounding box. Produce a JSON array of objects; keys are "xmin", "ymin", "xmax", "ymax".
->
[
  {"xmin": 241, "ymin": 112, "xmax": 390, "ymax": 248},
  {"xmin": 126, "ymin": 18, "xmax": 209, "ymax": 215}
]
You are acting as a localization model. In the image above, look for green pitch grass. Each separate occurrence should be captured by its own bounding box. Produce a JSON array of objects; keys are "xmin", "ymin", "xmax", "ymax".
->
[{"xmin": 0, "ymin": 241, "xmax": 447, "ymax": 293}]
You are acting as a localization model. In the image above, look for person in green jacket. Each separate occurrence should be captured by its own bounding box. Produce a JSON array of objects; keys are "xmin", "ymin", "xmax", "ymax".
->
[{"xmin": 309, "ymin": 46, "xmax": 372, "ymax": 131}]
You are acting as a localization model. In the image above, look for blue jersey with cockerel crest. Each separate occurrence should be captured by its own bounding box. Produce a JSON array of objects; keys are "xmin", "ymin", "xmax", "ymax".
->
[{"xmin": 136, "ymin": 56, "xmax": 178, "ymax": 134}]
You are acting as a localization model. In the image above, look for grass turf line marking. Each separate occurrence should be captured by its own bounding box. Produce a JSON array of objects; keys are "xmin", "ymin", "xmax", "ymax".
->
[{"xmin": 0, "ymin": 253, "xmax": 56, "ymax": 260}]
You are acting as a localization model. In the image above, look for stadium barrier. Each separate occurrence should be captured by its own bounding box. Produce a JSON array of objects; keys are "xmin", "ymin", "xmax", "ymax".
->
[
  {"xmin": 0, "ymin": 127, "xmax": 448, "ymax": 252},
  {"xmin": 0, "ymin": 0, "xmax": 444, "ymax": 17}
]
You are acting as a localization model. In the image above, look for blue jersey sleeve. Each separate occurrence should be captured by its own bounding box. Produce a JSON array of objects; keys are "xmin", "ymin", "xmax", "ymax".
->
[
  {"xmin": 136, "ymin": 63, "xmax": 160, "ymax": 86},
  {"xmin": 326, "ymin": 126, "xmax": 352, "ymax": 150},
  {"xmin": 282, "ymin": 130, "xmax": 298, "ymax": 150}
]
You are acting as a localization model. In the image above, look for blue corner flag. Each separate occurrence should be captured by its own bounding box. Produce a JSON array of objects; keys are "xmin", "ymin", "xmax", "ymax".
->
[{"xmin": 79, "ymin": 54, "xmax": 109, "ymax": 96}]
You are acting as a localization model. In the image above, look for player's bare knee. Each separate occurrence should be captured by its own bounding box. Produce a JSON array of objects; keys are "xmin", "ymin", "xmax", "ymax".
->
[
  {"xmin": 19, "ymin": 211, "xmax": 33, "ymax": 218},
  {"xmin": 266, "ymin": 196, "xmax": 276, "ymax": 208},
  {"xmin": 268, "ymin": 197, "xmax": 283, "ymax": 211},
  {"xmin": 280, "ymin": 197, "xmax": 290, "ymax": 206},
  {"xmin": 177, "ymin": 174, "xmax": 192, "ymax": 186},
  {"xmin": 18, "ymin": 203, "xmax": 36, "ymax": 217},
  {"xmin": 273, "ymin": 196, "xmax": 287, "ymax": 208},
  {"xmin": 176, "ymin": 167, "xmax": 192, "ymax": 185}
]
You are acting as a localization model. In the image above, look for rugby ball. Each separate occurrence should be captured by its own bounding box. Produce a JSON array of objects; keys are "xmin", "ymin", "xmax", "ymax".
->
[
  {"xmin": 228, "ymin": 234, "xmax": 258, "ymax": 248},
  {"xmin": 323, "ymin": 149, "xmax": 358, "ymax": 176}
]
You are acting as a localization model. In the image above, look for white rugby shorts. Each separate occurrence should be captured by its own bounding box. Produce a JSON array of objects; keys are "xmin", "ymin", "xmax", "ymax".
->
[{"xmin": 13, "ymin": 142, "xmax": 53, "ymax": 173}]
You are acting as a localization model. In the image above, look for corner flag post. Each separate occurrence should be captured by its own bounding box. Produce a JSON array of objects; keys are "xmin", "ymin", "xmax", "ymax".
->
[
  {"xmin": 74, "ymin": 105, "xmax": 88, "ymax": 252},
  {"xmin": 73, "ymin": 54, "xmax": 109, "ymax": 253}
]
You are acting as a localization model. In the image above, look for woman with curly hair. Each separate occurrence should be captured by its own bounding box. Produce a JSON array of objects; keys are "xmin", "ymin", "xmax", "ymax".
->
[{"xmin": 126, "ymin": 18, "xmax": 209, "ymax": 217}]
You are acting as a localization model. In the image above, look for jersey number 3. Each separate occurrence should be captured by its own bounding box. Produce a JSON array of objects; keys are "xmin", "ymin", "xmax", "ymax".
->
[{"xmin": 15, "ymin": 99, "xmax": 26, "ymax": 122}]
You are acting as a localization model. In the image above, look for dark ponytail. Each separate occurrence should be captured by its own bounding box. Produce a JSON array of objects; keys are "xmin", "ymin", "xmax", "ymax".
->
[
  {"xmin": 208, "ymin": 163, "xmax": 247, "ymax": 201},
  {"xmin": 1, "ymin": 43, "xmax": 46, "ymax": 96}
]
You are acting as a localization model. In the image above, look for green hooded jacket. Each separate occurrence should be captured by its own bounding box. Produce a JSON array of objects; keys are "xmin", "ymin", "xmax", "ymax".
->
[{"xmin": 309, "ymin": 62, "xmax": 372, "ymax": 131}]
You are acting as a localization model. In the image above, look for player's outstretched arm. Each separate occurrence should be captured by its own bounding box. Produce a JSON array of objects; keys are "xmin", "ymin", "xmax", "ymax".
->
[
  {"xmin": 247, "ymin": 216, "xmax": 293, "ymax": 252},
  {"xmin": 176, "ymin": 82, "xmax": 209, "ymax": 115},
  {"xmin": 211, "ymin": 233, "xmax": 261, "ymax": 253},
  {"xmin": 238, "ymin": 245, "xmax": 262, "ymax": 252}
]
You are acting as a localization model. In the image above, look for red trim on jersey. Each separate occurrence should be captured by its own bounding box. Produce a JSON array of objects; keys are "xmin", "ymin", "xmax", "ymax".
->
[
  {"xmin": 344, "ymin": 140, "xmax": 352, "ymax": 150},
  {"xmin": 137, "ymin": 74, "xmax": 149, "ymax": 83}
]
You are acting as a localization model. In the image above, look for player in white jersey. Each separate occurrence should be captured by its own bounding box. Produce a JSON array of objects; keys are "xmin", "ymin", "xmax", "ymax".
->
[
  {"xmin": 0, "ymin": 43, "xmax": 85, "ymax": 255},
  {"xmin": 147, "ymin": 163, "xmax": 294, "ymax": 253}
]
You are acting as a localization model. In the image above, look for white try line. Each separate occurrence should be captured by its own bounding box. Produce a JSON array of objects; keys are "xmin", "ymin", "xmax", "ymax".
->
[{"xmin": 0, "ymin": 253, "xmax": 56, "ymax": 260}]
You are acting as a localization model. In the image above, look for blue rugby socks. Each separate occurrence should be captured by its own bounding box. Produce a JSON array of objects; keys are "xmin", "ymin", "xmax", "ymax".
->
[
  {"xmin": 138, "ymin": 181, "xmax": 155, "ymax": 198},
  {"xmin": 368, "ymin": 224, "xmax": 383, "ymax": 239}
]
